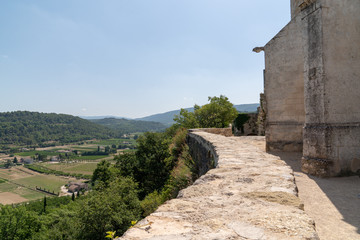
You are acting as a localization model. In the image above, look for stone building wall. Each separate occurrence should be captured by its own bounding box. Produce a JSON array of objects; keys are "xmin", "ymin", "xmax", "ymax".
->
[
  {"xmin": 301, "ymin": 0, "xmax": 360, "ymax": 176},
  {"xmin": 263, "ymin": 12, "xmax": 305, "ymax": 152},
  {"xmin": 261, "ymin": 0, "xmax": 360, "ymax": 176}
]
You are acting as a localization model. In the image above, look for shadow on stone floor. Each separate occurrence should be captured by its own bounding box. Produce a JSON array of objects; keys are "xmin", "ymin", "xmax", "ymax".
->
[{"xmin": 270, "ymin": 152, "xmax": 360, "ymax": 236}]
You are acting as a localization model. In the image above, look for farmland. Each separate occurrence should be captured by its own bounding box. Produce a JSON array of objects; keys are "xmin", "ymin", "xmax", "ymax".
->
[
  {"xmin": 0, "ymin": 166, "xmax": 77, "ymax": 204},
  {"xmin": 41, "ymin": 162, "xmax": 99, "ymax": 176},
  {"xmin": 0, "ymin": 137, "xmax": 137, "ymax": 204}
]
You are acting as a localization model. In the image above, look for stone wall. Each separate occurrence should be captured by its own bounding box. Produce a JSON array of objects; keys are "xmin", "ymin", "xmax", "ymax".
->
[
  {"xmin": 301, "ymin": 0, "xmax": 360, "ymax": 176},
  {"xmin": 186, "ymin": 131, "xmax": 218, "ymax": 176},
  {"xmin": 119, "ymin": 132, "xmax": 318, "ymax": 239},
  {"xmin": 188, "ymin": 128, "xmax": 233, "ymax": 137},
  {"xmin": 232, "ymin": 113, "xmax": 259, "ymax": 136},
  {"xmin": 263, "ymin": 13, "xmax": 305, "ymax": 152},
  {"xmin": 262, "ymin": 0, "xmax": 360, "ymax": 176}
]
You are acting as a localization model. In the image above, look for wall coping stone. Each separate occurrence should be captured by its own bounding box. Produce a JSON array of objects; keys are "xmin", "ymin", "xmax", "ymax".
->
[{"xmin": 119, "ymin": 131, "xmax": 318, "ymax": 240}]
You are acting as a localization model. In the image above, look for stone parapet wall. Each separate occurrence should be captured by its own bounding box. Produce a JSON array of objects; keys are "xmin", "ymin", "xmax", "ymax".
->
[
  {"xmin": 119, "ymin": 132, "xmax": 318, "ymax": 239},
  {"xmin": 188, "ymin": 128, "xmax": 233, "ymax": 137}
]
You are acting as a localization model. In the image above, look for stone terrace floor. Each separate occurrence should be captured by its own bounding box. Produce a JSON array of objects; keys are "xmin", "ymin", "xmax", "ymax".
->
[{"xmin": 120, "ymin": 132, "xmax": 320, "ymax": 240}]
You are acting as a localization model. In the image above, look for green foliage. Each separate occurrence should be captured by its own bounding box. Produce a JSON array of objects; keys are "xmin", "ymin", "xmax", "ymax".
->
[
  {"xmin": 76, "ymin": 177, "xmax": 141, "ymax": 240},
  {"xmin": 233, "ymin": 113, "xmax": 250, "ymax": 134},
  {"xmin": 140, "ymin": 190, "xmax": 163, "ymax": 217},
  {"xmin": 43, "ymin": 196, "xmax": 47, "ymax": 213},
  {"xmin": 91, "ymin": 160, "xmax": 115, "ymax": 188},
  {"xmin": 174, "ymin": 95, "xmax": 238, "ymax": 129},
  {"xmin": 139, "ymin": 128, "xmax": 193, "ymax": 217},
  {"xmin": 82, "ymin": 150, "xmax": 109, "ymax": 156},
  {"xmin": 0, "ymin": 205, "xmax": 41, "ymax": 240},
  {"xmin": 173, "ymin": 108, "xmax": 199, "ymax": 129},
  {"xmin": 4, "ymin": 159, "xmax": 14, "ymax": 168},
  {"xmin": 24, "ymin": 164, "xmax": 92, "ymax": 179},
  {"xmin": 114, "ymin": 152, "xmax": 138, "ymax": 179},
  {"xmin": 0, "ymin": 111, "xmax": 115, "ymax": 146},
  {"xmin": 114, "ymin": 132, "xmax": 172, "ymax": 199},
  {"xmin": 90, "ymin": 118, "xmax": 167, "ymax": 135},
  {"xmin": 24, "ymin": 196, "xmax": 72, "ymax": 213},
  {"xmin": 134, "ymin": 132, "xmax": 172, "ymax": 198},
  {"xmin": 0, "ymin": 124, "xmax": 196, "ymax": 240}
]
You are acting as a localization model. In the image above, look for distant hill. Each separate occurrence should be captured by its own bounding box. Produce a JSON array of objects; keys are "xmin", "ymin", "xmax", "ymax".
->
[
  {"xmin": 80, "ymin": 115, "xmax": 130, "ymax": 120},
  {"xmin": 136, "ymin": 103, "xmax": 259, "ymax": 126},
  {"xmin": 90, "ymin": 118, "xmax": 167, "ymax": 135},
  {"xmin": 0, "ymin": 111, "xmax": 115, "ymax": 146},
  {"xmin": 233, "ymin": 103, "xmax": 260, "ymax": 113},
  {"xmin": 135, "ymin": 107, "xmax": 193, "ymax": 126}
]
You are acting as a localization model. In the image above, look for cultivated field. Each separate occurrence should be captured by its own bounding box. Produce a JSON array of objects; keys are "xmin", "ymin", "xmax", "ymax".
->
[
  {"xmin": 0, "ymin": 166, "xmax": 79, "ymax": 204},
  {"xmin": 0, "ymin": 137, "xmax": 137, "ymax": 204},
  {"xmin": 43, "ymin": 162, "xmax": 99, "ymax": 175}
]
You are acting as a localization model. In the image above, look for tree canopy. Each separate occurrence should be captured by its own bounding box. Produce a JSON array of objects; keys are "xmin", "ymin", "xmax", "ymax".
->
[{"xmin": 174, "ymin": 95, "xmax": 238, "ymax": 129}]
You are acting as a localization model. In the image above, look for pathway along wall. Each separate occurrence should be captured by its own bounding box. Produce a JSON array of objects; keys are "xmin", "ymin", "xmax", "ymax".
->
[{"xmin": 119, "ymin": 131, "xmax": 318, "ymax": 240}]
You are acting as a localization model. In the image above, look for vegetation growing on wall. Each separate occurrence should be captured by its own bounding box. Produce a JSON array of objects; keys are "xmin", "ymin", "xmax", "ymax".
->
[{"xmin": 233, "ymin": 113, "xmax": 250, "ymax": 134}]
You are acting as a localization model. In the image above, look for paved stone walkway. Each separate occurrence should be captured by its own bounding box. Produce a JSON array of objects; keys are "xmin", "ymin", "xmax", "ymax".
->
[
  {"xmin": 274, "ymin": 152, "xmax": 360, "ymax": 240},
  {"xmin": 120, "ymin": 132, "xmax": 318, "ymax": 239}
]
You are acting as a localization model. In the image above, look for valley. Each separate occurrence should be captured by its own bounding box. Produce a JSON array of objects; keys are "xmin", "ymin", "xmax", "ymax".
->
[{"xmin": 0, "ymin": 137, "xmax": 137, "ymax": 204}]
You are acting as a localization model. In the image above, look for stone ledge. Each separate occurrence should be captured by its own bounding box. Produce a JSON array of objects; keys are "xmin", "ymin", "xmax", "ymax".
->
[
  {"xmin": 119, "ymin": 132, "xmax": 318, "ymax": 240},
  {"xmin": 189, "ymin": 128, "xmax": 233, "ymax": 137}
]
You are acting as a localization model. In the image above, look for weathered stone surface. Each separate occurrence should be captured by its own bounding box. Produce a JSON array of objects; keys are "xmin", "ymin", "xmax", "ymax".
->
[
  {"xmin": 189, "ymin": 128, "xmax": 233, "ymax": 137},
  {"xmin": 119, "ymin": 132, "xmax": 318, "ymax": 240},
  {"xmin": 263, "ymin": 9, "xmax": 305, "ymax": 153},
  {"xmin": 261, "ymin": 0, "xmax": 360, "ymax": 176}
]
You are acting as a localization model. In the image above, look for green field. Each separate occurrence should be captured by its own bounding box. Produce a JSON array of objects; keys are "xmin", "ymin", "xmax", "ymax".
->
[
  {"xmin": 0, "ymin": 181, "xmax": 45, "ymax": 200},
  {"xmin": 90, "ymin": 138, "xmax": 136, "ymax": 146},
  {"xmin": 44, "ymin": 162, "xmax": 98, "ymax": 175},
  {"xmin": 12, "ymin": 175, "xmax": 69, "ymax": 193},
  {"xmin": 71, "ymin": 146, "xmax": 98, "ymax": 151},
  {"xmin": 16, "ymin": 150, "xmax": 58, "ymax": 157},
  {"xmin": 73, "ymin": 155, "xmax": 109, "ymax": 160}
]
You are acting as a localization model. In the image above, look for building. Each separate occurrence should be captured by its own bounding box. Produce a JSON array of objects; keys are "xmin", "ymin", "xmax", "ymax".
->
[{"xmin": 257, "ymin": 0, "xmax": 360, "ymax": 176}]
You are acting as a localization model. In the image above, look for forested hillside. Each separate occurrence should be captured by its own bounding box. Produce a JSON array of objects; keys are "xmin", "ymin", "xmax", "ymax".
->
[
  {"xmin": 0, "ymin": 111, "xmax": 115, "ymax": 146},
  {"xmin": 90, "ymin": 118, "xmax": 167, "ymax": 134}
]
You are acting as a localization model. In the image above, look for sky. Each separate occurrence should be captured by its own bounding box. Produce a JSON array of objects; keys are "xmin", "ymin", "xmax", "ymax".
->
[{"xmin": 0, "ymin": 0, "xmax": 290, "ymax": 118}]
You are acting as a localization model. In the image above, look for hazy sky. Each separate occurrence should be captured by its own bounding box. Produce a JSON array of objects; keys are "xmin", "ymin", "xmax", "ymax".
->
[{"xmin": 0, "ymin": 0, "xmax": 290, "ymax": 118}]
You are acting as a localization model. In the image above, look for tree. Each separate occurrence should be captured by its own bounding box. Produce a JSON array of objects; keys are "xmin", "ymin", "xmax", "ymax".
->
[
  {"xmin": 72, "ymin": 192, "xmax": 75, "ymax": 201},
  {"xmin": 173, "ymin": 108, "xmax": 199, "ymax": 129},
  {"xmin": 91, "ymin": 160, "xmax": 114, "ymax": 188},
  {"xmin": 174, "ymin": 95, "xmax": 238, "ymax": 129},
  {"xmin": 43, "ymin": 196, "xmax": 47, "ymax": 213},
  {"xmin": 134, "ymin": 132, "xmax": 172, "ymax": 198},
  {"xmin": 4, "ymin": 159, "xmax": 13, "ymax": 169},
  {"xmin": 13, "ymin": 157, "xmax": 18, "ymax": 164},
  {"xmin": 104, "ymin": 146, "xmax": 110, "ymax": 153},
  {"xmin": 77, "ymin": 177, "xmax": 141, "ymax": 239},
  {"xmin": 114, "ymin": 152, "xmax": 139, "ymax": 179},
  {"xmin": 0, "ymin": 205, "xmax": 41, "ymax": 240}
]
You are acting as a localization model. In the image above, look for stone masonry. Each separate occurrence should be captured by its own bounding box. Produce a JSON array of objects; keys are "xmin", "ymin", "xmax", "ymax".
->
[
  {"xmin": 119, "ymin": 132, "xmax": 318, "ymax": 239},
  {"xmin": 257, "ymin": 0, "xmax": 360, "ymax": 176}
]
